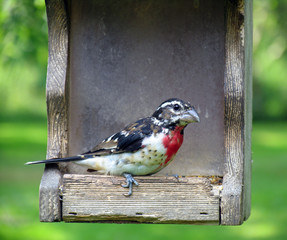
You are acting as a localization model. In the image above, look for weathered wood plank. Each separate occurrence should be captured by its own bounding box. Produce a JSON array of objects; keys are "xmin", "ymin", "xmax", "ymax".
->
[
  {"xmin": 45, "ymin": 0, "xmax": 69, "ymax": 159},
  {"xmin": 39, "ymin": 164, "xmax": 62, "ymax": 222},
  {"xmin": 40, "ymin": 0, "xmax": 69, "ymax": 222},
  {"xmin": 222, "ymin": 0, "xmax": 252, "ymax": 225},
  {"xmin": 222, "ymin": 0, "xmax": 244, "ymax": 225},
  {"xmin": 62, "ymin": 175, "xmax": 221, "ymax": 224}
]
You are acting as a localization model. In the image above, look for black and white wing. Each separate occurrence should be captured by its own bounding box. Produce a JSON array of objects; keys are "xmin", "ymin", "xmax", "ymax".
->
[{"xmin": 85, "ymin": 117, "xmax": 157, "ymax": 156}]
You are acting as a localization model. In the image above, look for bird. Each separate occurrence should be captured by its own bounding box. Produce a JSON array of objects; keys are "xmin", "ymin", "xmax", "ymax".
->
[{"xmin": 26, "ymin": 98, "xmax": 200, "ymax": 196}]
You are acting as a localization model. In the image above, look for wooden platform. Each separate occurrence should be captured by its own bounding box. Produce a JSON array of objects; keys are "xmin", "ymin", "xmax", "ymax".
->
[{"xmin": 62, "ymin": 175, "xmax": 222, "ymax": 224}]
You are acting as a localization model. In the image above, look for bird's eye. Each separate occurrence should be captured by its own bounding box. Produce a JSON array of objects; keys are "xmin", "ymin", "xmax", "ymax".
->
[{"xmin": 173, "ymin": 104, "xmax": 181, "ymax": 111}]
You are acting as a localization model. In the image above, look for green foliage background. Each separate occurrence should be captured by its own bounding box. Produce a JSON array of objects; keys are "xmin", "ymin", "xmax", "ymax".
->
[
  {"xmin": 253, "ymin": 1, "xmax": 287, "ymax": 121},
  {"xmin": 1, "ymin": 1, "xmax": 287, "ymax": 239},
  {"xmin": 0, "ymin": 0, "xmax": 47, "ymax": 119}
]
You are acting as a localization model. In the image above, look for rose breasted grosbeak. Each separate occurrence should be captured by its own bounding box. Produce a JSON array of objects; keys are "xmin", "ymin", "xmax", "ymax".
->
[{"xmin": 26, "ymin": 98, "xmax": 200, "ymax": 196}]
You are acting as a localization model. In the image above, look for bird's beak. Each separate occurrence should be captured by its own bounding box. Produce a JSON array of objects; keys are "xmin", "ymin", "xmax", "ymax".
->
[{"xmin": 181, "ymin": 107, "xmax": 200, "ymax": 123}]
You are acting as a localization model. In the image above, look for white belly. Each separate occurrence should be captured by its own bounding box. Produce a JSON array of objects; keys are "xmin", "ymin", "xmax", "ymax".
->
[{"xmin": 76, "ymin": 133, "xmax": 168, "ymax": 176}]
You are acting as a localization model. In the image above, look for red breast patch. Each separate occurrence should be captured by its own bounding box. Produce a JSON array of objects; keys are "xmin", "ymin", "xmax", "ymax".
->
[{"xmin": 162, "ymin": 126, "xmax": 184, "ymax": 165}]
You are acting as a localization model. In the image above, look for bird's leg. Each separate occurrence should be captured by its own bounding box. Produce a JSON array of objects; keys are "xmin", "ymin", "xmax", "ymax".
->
[{"xmin": 122, "ymin": 173, "xmax": 139, "ymax": 196}]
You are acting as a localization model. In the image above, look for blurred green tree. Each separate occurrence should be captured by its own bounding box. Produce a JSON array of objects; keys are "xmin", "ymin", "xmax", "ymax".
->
[
  {"xmin": 0, "ymin": 0, "xmax": 47, "ymax": 67},
  {"xmin": 253, "ymin": 0, "xmax": 287, "ymax": 121},
  {"xmin": 0, "ymin": 0, "xmax": 48, "ymax": 118}
]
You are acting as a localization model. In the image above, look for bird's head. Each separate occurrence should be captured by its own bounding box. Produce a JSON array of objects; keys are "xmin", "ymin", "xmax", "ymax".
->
[{"xmin": 152, "ymin": 98, "xmax": 200, "ymax": 129}]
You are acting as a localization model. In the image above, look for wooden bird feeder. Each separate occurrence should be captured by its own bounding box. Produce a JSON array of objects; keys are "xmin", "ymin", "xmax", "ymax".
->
[{"xmin": 39, "ymin": 0, "xmax": 252, "ymax": 225}]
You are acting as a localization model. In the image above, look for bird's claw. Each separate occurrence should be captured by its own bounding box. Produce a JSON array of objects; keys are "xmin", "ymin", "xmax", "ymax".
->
[{"xmin": 122, "ymin": 173, "xmax": 139, "ymax": 196}]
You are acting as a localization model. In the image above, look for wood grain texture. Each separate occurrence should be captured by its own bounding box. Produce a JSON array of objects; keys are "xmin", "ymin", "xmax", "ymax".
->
[
  {"xmin": 62, "ymin": 175, "xmax": 221, "ymax": 224},
  {"xmin": 46, "ymin": 0, "xmax": 69, "ymax": 159},
  {"xmin": 39, "ymin": 164, "xmax": 62, "ymax": 222},
  {"xmin": 39, "ymin": 0, "xmax": 69, "ymax": 222},
  {"xmin": 221, "ymin": 0, "xmax": 252, "ymax": 225}
]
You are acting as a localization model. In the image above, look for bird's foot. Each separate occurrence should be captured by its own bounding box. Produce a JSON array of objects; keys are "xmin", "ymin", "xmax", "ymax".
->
[
  {"xmin": 165, "ymin": 173, "xmax": 180, "ymax": 182},
  {"xmin": 172, "ymin": 174, "xmax": 179, "ymax": 181},
  {"xmin": 122, "ymin": 173, "xmax": 139, "ymax": 196}
]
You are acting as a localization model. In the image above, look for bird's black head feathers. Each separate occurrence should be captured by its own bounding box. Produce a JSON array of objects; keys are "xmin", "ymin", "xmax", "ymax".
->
[{"xmin": 152, "ymin": 98, "xmax": 200, "ymax": 128}]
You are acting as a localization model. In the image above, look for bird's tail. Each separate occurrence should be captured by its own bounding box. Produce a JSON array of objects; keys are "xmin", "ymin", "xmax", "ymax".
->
[{"xmin": 25, "ymin": 154, "xmax": 95, "ymax": 165}]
